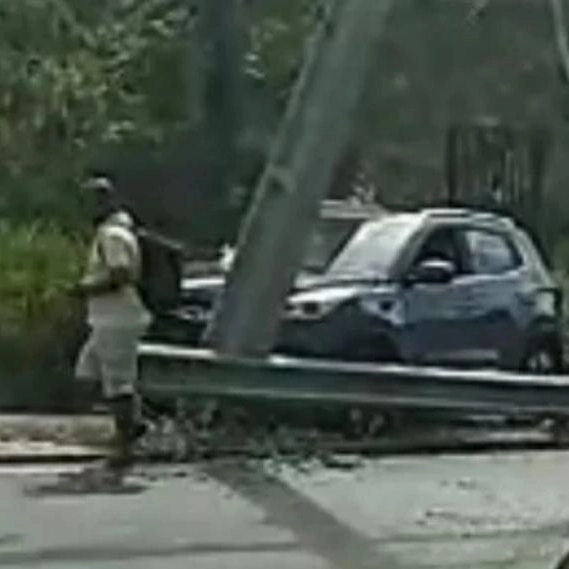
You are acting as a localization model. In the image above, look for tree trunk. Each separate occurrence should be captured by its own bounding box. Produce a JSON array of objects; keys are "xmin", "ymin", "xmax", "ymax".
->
[{"xmin": 199, "ymin": 0, "xmax": 242, "ymax": 243}]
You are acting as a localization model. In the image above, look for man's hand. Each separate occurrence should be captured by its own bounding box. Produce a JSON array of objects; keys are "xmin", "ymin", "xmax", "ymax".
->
[{"xmin": 65, "ymin": 269, "xmax": 133, "ymax": 299}]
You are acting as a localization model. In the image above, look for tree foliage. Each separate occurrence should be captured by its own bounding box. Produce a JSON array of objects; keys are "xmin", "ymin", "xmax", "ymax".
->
[
  {"xmin": 241, "ymin": 0, "xmax": 315, "ymax": 101},
  {"xmin": 0, "ymin": 0, "xmax": 320, "ymax": 227}
]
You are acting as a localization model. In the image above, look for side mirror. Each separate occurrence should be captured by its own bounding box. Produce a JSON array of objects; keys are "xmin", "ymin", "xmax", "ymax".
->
[{"xmin": 407, "ymin": 258, "xmax": 456, "ymax": 286}]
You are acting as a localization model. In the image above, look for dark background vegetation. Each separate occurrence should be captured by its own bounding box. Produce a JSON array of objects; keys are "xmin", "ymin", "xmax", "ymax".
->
[{"xmin": 3, "ymin": 0, "xmax": 569, "ymax": 409}]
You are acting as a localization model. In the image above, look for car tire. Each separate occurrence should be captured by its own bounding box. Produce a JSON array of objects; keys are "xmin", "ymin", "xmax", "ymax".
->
[
  {"xmin": 521, "ymin": 336, "xmax": 563, "ymax": 374},
  {"xmin": 520, "ymin": 334, "xmax": 566, "ymax": 439},
  {"xmin": 340, "ymin": 336, "xmax": 402, "ymax": 438}
]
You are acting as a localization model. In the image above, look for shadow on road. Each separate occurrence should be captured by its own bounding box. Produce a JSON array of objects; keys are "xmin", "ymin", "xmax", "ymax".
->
[{"xmin": 22, "ymin": 465, "xmax": 149, "ymax": 498}]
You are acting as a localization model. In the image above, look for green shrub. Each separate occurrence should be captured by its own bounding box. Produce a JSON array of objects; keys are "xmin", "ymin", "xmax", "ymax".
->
[{"xmin": 0, "ymin": 221, "xmax": 87, "ymax": 372}]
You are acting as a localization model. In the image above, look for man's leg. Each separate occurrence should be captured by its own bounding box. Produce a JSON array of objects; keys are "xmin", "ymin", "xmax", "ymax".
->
[
  {"xmin": 74, "ymin": 331, "xmax": 102, "ymax": 410},
  {"xmin": 107, "ymin": 395, "xmax": 145, "ymax": 468},
  {"xmin": 97, "ymin": 326, "xmax": 147, "ymax": 468}
]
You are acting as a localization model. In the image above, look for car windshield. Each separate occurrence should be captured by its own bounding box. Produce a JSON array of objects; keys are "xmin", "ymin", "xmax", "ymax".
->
[
  {"xmin": 326, "ymin": 215, "xmax": 419, "ymax": 280},
  {"xmin": 300, "ymin": 217, "xmax": 364, "ymax": 274}
]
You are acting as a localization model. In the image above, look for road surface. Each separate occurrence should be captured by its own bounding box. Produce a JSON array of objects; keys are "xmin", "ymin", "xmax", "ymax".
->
[{"xmin": 1, "ymin": 451, "xmax": 569, "ymax": 568}]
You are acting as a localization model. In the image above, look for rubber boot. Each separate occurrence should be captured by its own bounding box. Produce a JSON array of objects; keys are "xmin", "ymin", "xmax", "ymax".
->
[{"xmin": 107, "ymin": 394, "xmax": 146, "ymax": 470}]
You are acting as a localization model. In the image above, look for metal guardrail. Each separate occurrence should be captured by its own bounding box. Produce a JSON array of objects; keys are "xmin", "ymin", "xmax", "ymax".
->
[{"xmin": 139, "ymin": 344, "xmax": 569, "ymax": 417}]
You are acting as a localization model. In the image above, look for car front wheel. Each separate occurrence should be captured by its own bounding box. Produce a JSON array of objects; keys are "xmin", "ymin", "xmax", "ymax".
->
[{"xmin": 521, "ymin": 337, "xmax": 563, "ymax": 374}]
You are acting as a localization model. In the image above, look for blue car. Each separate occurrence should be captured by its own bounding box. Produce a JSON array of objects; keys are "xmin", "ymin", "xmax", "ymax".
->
[{"xmin": 277, "ymin": 208, "xmax": 563, "ymax": 372}]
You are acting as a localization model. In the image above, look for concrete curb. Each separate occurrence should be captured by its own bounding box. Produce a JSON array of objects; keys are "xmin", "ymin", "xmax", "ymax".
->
[{"xmin": 0, "ymin": 414, "xmax": 112, "ymax": 464}]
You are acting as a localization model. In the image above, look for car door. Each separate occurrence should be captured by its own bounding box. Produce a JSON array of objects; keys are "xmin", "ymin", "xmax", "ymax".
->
[
  {"xmin": 458, "ymin": 226, "xmax": 526, "ymax": 367},
  {"xmin": 401, "ymin": 225, "xmax": 479, "ymax": 366}
]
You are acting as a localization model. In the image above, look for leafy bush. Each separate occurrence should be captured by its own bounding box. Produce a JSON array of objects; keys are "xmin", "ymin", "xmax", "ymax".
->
[{"xmin": 0, "ymin": 221, "xmax": 87, "ymax": 372}]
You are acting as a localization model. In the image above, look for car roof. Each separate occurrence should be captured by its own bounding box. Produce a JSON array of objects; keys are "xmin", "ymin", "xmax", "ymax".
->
[
  {"xmin": 418, "ymin": 207, "xmax": 516, "ymax": 229},
  {"xmin": 319, "ymin": 200, "xmax": 386, "ymax": 221},
  {"xmin": 366, "ymin": 207, "xmax": 517, "ymax": 234}
]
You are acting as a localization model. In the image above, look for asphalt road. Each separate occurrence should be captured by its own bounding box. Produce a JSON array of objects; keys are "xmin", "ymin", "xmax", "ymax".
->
[{"xmin": 1, "ymin": 452, "xmax": 569, "ymax": 569}]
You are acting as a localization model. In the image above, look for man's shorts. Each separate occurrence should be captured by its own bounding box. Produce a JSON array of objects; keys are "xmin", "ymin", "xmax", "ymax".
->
[{"xmin": 75, "ymin": 325, "xmax": 147, "ymax": 399}]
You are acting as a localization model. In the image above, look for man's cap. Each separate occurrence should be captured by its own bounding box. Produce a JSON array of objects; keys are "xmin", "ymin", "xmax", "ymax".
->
[{"xmin": 81, "ymin": 175, "xmax": 115, "ymax": 195}]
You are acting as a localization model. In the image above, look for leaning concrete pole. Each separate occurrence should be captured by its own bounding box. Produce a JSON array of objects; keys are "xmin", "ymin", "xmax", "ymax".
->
[{"xmin": 208, "ymin": 0, "xmax": 393, "ymax": 357}]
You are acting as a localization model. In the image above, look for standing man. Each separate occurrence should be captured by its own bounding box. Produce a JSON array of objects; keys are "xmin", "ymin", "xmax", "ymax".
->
[{"xmin": 72, "ymin": 175, "xmax": 151, "ymax": 468}]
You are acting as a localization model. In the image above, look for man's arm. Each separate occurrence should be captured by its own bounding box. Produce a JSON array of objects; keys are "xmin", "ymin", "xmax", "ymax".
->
[
  {"xmin": 74, "ymin": 267, "xmax": 133, "ymax": 297},
  {"xmin": 72, "ymin": 232, "xmax": 136, "ymax": 298}
]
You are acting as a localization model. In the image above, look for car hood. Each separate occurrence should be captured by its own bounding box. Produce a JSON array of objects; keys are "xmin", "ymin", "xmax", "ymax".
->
[
  {"xmin": 287, "ymin": 284, "xmax": 368, "ymax": 305},
  {"xmin": 180, "ymin": 272, "xmax": 323, "ymax": 301}
]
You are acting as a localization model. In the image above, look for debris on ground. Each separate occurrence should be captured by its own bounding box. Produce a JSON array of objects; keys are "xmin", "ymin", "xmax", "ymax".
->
[{"xmin": 0, "ymin": 399, "xmax": 563, "ymax": 471}]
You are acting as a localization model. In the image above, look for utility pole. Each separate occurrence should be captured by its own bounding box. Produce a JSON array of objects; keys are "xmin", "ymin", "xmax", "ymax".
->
[{"xmin": 208, "ymin": 0, "xmax": 393, "ymax": 357}]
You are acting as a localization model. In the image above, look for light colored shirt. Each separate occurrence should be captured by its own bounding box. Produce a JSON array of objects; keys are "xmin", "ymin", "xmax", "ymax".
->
[{"xmin": 82, "ymin": 210, "xmax": 151, "ymax": 328}]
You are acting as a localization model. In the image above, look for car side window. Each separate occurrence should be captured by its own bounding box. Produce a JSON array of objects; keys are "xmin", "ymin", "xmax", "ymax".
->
[
  {"xmin": 464, "ymin": 229, "xmax": 521, "ymax": 275},
  {"xmin": 412, "ymin": 227, "xmax": 467, "ymax": 274}
]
